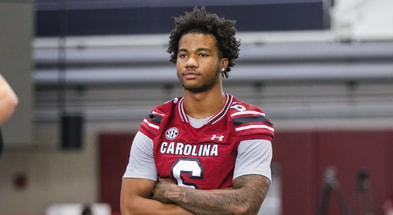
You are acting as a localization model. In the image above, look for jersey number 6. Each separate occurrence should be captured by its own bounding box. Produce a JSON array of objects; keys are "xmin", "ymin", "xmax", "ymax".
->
[{"xmin": 171, "ymin": 158, "xmax": 204, "ymax": 189}]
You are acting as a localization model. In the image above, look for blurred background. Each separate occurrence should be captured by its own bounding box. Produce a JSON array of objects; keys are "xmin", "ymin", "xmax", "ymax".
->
[{"xmin": 1, "ymin": 0, "xmax": 393, "ymax": 214}]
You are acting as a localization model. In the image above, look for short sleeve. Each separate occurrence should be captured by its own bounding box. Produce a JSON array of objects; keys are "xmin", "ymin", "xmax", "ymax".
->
[
  {"xmin": 233, "ymin": 139, "xmax": 273, "ymax": 182},
  {"xmin": 123, "ymin": 131, "xmax": 157, "ymax": 181}
]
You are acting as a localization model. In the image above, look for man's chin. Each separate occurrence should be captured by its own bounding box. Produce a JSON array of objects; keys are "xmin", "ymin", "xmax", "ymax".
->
[{"xmin": 183, "ymin": 85, "xmax": 210, "ymax": 93}]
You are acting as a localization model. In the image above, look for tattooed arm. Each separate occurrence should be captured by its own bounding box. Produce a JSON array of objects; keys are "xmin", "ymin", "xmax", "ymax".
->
[{"xmin": 152, "ymin": 174, "xmax": 270, "ymax": 215}]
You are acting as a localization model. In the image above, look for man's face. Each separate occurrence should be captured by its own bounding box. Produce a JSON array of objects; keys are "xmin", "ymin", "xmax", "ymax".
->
[{"xmin": 176, "ymin": 33, "xmax": 227, "ymax": 93}]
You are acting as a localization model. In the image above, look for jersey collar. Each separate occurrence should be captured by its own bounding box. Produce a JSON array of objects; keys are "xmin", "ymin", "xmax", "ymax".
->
[{"xmin": 178, "ymin": 94, "xmax": 233, "ymax": 124}]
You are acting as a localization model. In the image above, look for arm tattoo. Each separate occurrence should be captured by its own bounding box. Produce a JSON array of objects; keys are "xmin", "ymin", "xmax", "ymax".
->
[{"xmin": 167, "ymin": 174, "xmax": 270, "ymax": 215}]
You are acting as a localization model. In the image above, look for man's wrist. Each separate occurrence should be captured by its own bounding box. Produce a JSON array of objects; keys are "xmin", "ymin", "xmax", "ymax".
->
[{"xmin": 166, "ymin": 184, "xmax": 185, "ymax": 203}]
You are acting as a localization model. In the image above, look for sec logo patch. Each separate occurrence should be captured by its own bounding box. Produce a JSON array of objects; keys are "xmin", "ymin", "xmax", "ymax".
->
[{"xmin": 165, "ymin": 127, "xmax": 179, "ymax": 140}]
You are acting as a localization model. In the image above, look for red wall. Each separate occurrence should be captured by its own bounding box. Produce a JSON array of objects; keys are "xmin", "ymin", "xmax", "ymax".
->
[
  {"xmin": 99, "ymin": 130, "xmax": 393, "ymax": 215},
  {"xmin": 272, "ymin": 131, "xmax": 319, "ymax": 215},
  {"xmin": 98, "ymin": 133, "xmax": 135, "ymax": 213},
  {"xmin": 272, "ymin": 130, "xmax": 393, "ymax": 215}
]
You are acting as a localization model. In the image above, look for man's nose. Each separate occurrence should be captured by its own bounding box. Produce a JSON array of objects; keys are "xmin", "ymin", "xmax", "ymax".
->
[{"xmin": 185, "ymin": 55, "xmax": 198, "ymax": 67}]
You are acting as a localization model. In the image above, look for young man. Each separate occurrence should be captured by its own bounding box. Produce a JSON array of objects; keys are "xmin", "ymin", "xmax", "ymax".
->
[{"xmin": 121, "ymin": 7, "xmax": 274, "ymax": 214}]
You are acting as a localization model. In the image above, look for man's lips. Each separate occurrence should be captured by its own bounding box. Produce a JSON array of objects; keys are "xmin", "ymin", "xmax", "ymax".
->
[{"xmin": 182, "ymin": 71, "xmax": 200, "ymax": 79}]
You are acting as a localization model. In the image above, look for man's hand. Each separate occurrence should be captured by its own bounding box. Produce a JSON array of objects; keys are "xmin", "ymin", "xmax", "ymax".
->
[
  {"xmin": 153, "ymin": 178, "xmax": 183, "ymax": 204},
  {"xmin": 121, "ymin": 178, "xmax": 193, "ymax": 215}
]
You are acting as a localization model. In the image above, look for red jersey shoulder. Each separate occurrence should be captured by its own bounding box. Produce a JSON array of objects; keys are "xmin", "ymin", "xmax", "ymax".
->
[
  {"xmin": 139, "ymin": 97, "xmax": 180, "ymax": 138},
  {"xmin": 229, "ymin": 98, "xmax": 274, "ymax": 141}
]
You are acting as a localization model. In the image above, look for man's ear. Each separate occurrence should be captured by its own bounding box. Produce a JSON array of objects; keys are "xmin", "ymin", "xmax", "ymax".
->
[{"xmin": 220, "ymin": 58, "xmax": 229, "ymax": 71}]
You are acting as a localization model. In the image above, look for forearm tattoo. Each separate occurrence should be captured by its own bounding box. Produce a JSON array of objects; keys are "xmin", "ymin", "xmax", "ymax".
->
[{"xmin": 167, "ymin": 174, "xmax": 270, "ymax": 215}]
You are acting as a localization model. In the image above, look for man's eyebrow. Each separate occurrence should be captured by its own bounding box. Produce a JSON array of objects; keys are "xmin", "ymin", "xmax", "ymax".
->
[
  {"xmin": 178, "ymin": 48, "xmax": 188, "ymax": 52},
  {"xmin": 197, "ymin": 48, "xmax": 213, "ymax": 53}
]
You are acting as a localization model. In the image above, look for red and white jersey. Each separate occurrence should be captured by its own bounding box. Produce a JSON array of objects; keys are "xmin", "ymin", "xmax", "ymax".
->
[{"xmin": 138, "ymin": 94, "xmax": 274, "ymax": 189}]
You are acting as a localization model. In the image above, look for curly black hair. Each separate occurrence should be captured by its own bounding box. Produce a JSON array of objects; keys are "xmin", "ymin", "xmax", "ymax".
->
[{"xmin": 167, "ymin": 6, "xmax": 240, "ymax": 78}]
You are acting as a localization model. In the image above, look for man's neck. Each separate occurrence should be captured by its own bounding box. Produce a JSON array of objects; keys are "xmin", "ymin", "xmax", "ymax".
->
[{"xmin": 183, "ymin": 89, "xmax": 226, "ymax": 119}]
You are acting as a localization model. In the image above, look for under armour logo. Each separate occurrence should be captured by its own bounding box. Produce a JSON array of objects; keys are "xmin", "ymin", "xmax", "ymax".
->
[{"xmin": 211, "ymin": 135, "xmax": 224, "ymax": 141}]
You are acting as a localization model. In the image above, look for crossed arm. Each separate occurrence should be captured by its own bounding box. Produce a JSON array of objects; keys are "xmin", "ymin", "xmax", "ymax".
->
[
  {"xmin": 121, "ymin": 174, "xmax": 270, "ymax": 215},
  {"xmin": 121, "ymin": 177, "xmax": 192, "ymax": 215}
]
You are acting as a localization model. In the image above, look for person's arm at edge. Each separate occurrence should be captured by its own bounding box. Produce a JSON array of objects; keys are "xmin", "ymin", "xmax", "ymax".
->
[
  {"xmin": 0, "ymin": 74, "xmax": 18, "ymax": 125},
  {"xmin": 120, "ymin": 178, "xmax": 193, "ymax": 215},
  {"xmin": 153, "ymin": 174, "xmax": 270, "ymax": 215}
]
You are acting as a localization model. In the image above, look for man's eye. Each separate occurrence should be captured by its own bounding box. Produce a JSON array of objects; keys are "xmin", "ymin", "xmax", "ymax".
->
[
  {"xmin": 178, "ymin": 54, "xmax": 187, "ymax": 58},
  {"xmin": 199, "ymin": 53, "xmax": 208, "ymax": 57}
]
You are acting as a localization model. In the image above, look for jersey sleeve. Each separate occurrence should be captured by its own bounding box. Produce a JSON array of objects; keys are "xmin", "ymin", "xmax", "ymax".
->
[
  {"xmin": 123, "ymin": 131, "xmax": 157, "ymax": 181},
  {"xmin": 230, "ymin": 104, "xmax": 274, "ymax": 141},
  {"xmin": 233, "ymin": 139, "xmax": 273, "ymax": 182},
  {"xmin": 139, "ymin": 110, "xmax": 164, "ymax": 139},
  {"xmin": 138, "ymin": 99, "xmax": 177, "ymax": 139}
]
